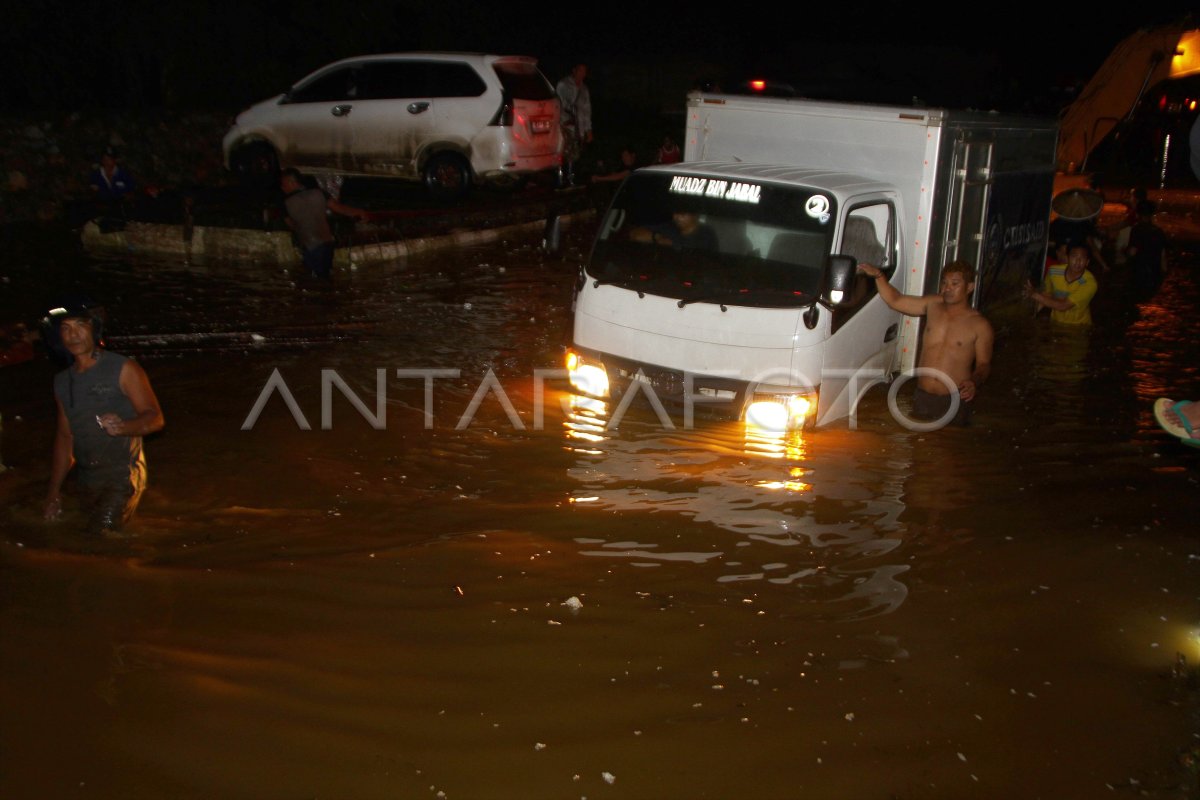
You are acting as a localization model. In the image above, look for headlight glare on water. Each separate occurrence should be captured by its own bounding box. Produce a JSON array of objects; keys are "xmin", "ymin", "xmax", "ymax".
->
[{"xmin": 566, "ymin": 352, "xmax": 609, "ymax": 398}]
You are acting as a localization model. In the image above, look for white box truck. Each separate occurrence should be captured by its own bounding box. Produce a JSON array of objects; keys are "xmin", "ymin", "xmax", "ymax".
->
[{"xmin": 566, "ymin": 93, "xmax": 1058, "ymax": 429}]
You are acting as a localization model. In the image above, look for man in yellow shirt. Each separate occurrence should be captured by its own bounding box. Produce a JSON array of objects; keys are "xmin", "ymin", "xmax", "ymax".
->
[{"xmin": 1027, "ymin": 243, "xmax": 1097, "ymax": 324}]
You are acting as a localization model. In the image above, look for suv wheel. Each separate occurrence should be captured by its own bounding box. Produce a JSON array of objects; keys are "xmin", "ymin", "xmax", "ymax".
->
[
  {"xmin": 422, "ymin": 153, "xmax": 471, "ymax": 199},
  {"xmin": 231, "ymin": 142, "xmax": 279, "ymax": 190}
]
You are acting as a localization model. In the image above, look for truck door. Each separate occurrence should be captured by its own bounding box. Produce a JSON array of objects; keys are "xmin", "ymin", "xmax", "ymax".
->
[
  {"xmin": 816, "ymin": 200, "xmax": 902, "ymax": 425},
  {"xmin": 940, "ymin": 136, "xmax": 994, "ymax": 308}
]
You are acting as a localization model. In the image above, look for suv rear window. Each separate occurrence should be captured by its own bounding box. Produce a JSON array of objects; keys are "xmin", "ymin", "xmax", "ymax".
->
[
  {"xmin": 493, "ymin": 62, "xmax": 554, "ymax": 101},
  {"xmin": 427, "ymin": 62, "xmax": 487, "ymax": 97}
]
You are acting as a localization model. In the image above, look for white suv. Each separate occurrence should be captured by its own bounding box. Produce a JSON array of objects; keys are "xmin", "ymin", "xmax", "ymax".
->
[{"xmin": 222, "ymin": 53, "xmax": 562, "ymax": 196}]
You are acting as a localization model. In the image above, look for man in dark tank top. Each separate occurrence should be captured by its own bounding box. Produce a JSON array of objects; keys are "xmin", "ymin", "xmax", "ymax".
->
[{"xmin": 41, "ymin": 300, "xmax": 164, "ymax": 536}]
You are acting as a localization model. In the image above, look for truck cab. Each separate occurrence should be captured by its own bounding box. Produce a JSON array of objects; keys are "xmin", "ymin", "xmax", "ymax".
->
[
  {"xmin": 569, "ymin": 163, "xmax": 903, "ymax": 430},
  {"xmin": 567, "ymin": 94, "xmax": 1057, "ymax": 433}
]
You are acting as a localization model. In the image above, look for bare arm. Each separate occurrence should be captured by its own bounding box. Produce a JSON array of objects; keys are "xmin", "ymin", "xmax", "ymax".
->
[
  {"xmin": 960, "ymin": 318, "xmax": 994, "ymax": 402},
  {"xmin": 858, "ymin": 264, "xmax": 931, "ymax": 316},
  {"xmin": 627, "ymin": 226, "xmax": 674, "ymax": 246},
  {"xmin": 44, "ymin": 398, "xmax": 74, "ymax": 519},
  {"xmin": 97, "ymin": 360, "xmax": 164, "ymax": 437},
  {"xmin": 1026, "ymin": 283, "xmax": 1075, "ymax": 312},
  {"xmin": 327, "ymin": 197, "xmax": 371, "ymax": 222}
]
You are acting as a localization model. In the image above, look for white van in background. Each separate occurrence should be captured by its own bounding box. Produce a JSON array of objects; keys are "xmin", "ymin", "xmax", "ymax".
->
[{"xmin": 222, "ymin": 53, "xmax": 562, "ymax": 196}]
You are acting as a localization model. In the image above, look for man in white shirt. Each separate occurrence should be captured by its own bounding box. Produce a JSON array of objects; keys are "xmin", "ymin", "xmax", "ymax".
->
[{"xmin": 556, "ymin": 63, "xmax": 593, "ymax": 186}]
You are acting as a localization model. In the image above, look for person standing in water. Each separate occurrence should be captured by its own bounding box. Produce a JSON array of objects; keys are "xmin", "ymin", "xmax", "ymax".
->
[
  {"xmin": 42, "ymin": 298, "xmax": 164, "ymax": 536},
  {"xmin": 1026, "ymin": 242, "xmax": 1098, "ymax": 325},
  {"xmin": 858, "ymin": 260, "xmax": 994, "ymax": 426}
]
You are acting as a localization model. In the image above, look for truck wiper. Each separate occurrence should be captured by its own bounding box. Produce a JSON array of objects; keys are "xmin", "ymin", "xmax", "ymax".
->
[
  {"xmin": 676, "ymin": 287, "xmax": 809, "ymax": 309},
  {"xmin": 677, "ymin": 290, "xmax": 743, "ymax": 309},
  {"xmin": 592, "ymin": 277, "xmax": 648, "ymax": 298},
  {"xmin": 594, "ymin": 272, "xmax": 659, "ymax": 298}
]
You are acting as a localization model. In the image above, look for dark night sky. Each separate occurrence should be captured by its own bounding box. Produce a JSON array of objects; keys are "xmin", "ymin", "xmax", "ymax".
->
[{"xmin": 1, "ymin": 1, "xmax": 1196, "ymax": 115}]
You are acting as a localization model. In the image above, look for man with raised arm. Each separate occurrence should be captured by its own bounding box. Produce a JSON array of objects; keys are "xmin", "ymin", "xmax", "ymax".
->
[{"xmin": 858, "ymin": 260, "xmax": 994, "ymax": 426}]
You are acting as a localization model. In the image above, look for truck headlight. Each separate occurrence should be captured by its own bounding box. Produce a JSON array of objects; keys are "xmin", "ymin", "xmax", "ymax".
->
[
  {"xmin": 566, "ymin": 351, "xmax": 609, "ymax": 398},
  {"xmin": 745, "ymin": 391, "xmax": 814, "ymax": 431}
]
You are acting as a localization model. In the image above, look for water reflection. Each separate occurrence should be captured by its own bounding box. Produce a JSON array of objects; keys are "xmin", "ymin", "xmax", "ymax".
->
[
  {"xmin": 561, "ymin": 390, "xmax": 909, "ymax": 620},
  {"xmin": 742, "ymin": 421, "xmax": 809, "ymax": 463},
  {"xmin": 1123, "ymin": 262, "xmax": 1200, "ymax": 431},
  {"xmin": 562, "ymin": 393, "xmax": 608, "ymax": 452}
]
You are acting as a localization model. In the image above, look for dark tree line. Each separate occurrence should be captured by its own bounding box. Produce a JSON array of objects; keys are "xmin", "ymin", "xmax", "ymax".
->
[
  {"xmin": 2, "ymin": 1, "xmax": 1194, "ymax": 114},
  {"xmin": 0, "ymin": 0, "xmax": 522, "ymax": 110}
]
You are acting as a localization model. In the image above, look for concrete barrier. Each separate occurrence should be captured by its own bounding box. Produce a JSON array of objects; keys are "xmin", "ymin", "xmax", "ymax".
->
[
  {"xmin": 81, "ymin": 220, "xmax": 297, "ymax": 263},
  {"xmin": 81, "ymin": 211, "xmax": 591, "ymax": 266}
]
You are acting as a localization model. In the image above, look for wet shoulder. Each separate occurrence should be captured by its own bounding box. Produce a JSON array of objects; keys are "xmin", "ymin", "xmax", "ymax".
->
[{"xmin": 968, "ymin": 308, "xmax": 994, "ymax": 334}]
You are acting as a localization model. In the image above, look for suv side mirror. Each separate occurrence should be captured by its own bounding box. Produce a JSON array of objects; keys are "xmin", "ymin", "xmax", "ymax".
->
[{"xmin": 824, "ymin": 255, "xmax": 857, "ymax": 307}]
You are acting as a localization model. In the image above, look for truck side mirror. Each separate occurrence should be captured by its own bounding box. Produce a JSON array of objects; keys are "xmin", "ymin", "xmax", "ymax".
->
[{"xmin": 825, "ymin": 255, "xmax": 857, "ymax": 307}]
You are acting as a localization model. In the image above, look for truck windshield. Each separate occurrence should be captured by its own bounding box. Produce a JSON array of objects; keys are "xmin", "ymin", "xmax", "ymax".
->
[{"xmin": 588, "ymin": 172, "xmax": 836, "ymax": 306}]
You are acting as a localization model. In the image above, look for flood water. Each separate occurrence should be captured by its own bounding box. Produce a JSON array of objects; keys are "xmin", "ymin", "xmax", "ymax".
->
[{"xmin": 2, "ymin": 215, "xmax": 1200, "ymax": 799}]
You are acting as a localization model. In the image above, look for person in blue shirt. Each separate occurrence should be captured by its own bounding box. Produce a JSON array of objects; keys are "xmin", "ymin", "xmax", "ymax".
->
[{"xmin": 89, "ymin": 146, "xmax": 136, "ymax": 206}]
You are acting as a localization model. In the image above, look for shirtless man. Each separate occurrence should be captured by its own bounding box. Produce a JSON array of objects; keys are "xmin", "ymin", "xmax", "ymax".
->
[{"xmin": 858, "ymin": 260, "xmax": 994, "ymax": 425}]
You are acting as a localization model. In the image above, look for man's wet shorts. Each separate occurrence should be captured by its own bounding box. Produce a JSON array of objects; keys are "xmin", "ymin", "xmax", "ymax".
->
[{"xmin": 912, "ymin": 386, "xmax": 972, "ymax": 427}]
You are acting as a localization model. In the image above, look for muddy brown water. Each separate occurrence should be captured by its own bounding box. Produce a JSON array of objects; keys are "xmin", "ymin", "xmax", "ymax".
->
[{"xmin": 2, "ymin": 219, "xmax": 1200, "ymax": 799}]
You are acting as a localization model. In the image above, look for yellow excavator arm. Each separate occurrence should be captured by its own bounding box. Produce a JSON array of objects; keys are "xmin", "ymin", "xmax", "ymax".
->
[{"xmin": 1058, "ymin": 24, "xmax": 1199, "ymax": 172}]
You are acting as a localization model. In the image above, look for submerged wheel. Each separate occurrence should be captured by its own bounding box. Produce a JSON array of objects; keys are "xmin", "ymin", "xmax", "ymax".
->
[
  {"xmin": 422, "ymin": 153, "xmax": 471, "ymax": 199},
  {"xmin": 230, "ymin": 142, "xmax": 279, "ymax": 191}
]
